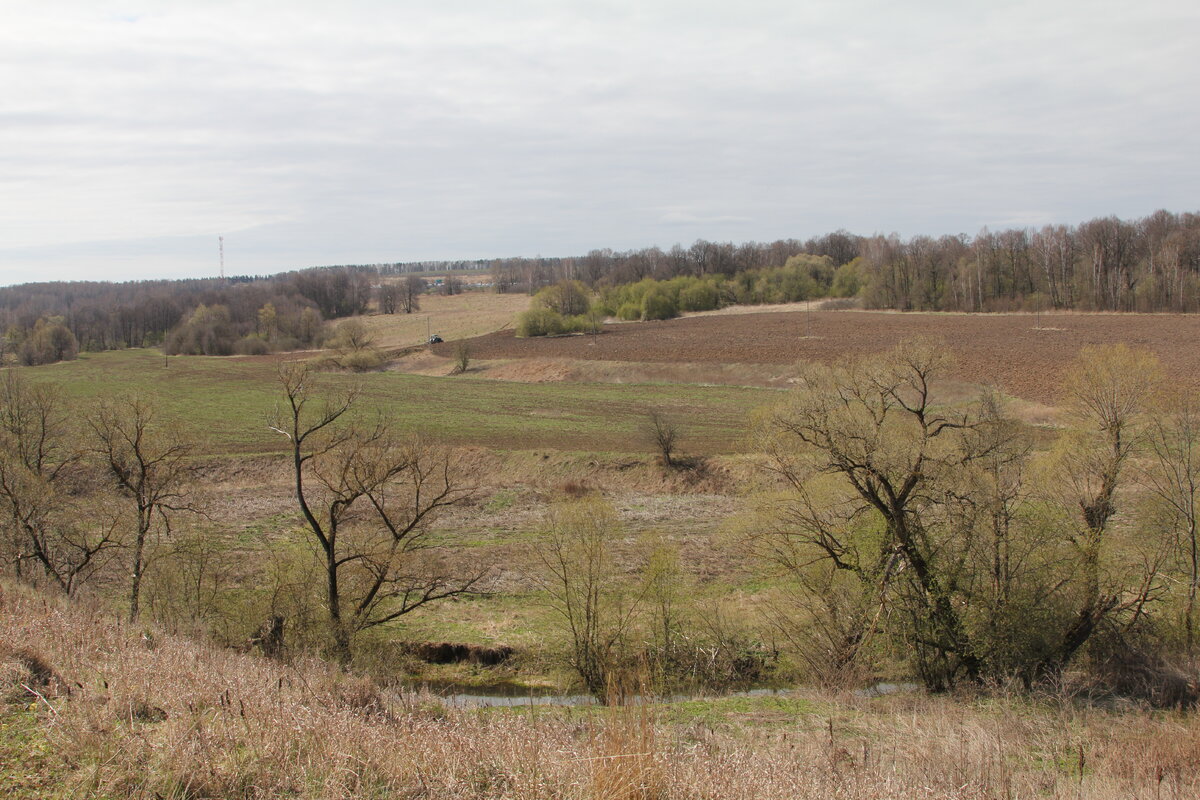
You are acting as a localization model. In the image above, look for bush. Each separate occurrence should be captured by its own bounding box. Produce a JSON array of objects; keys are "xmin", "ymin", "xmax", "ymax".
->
[
  {"xmin": 164, "ymin": 304, "xmax": 236, "ymax": 355},
  {"xmin": 328, "ymin": 319, "xmax": 375, "ymax": 352},
  {"xmin": 516, "ymin": 308, "xmax": 568, "ymax": 337},
  {"xmin": 640, "ymin": 288, "xmax": 678, "ymax": 321},
  {"xmin": 678, "ymin": 281, "xmax": 720, "ymax": 312},
  {"xmin": 273, "ymin": 335, "xmax": 302, "ymax": 352},
  {"xmin": 17, "ymin": 318, "xmax": 78, "ymax": 365},
  {"xmin": 616, "ymin": 303, "xmax": 642, "ymax": 321},
  {"xmin": 831, "ymin": 259, "xmax": 863, "ymax": 298},
  {"xmin": 339, "ymin": 349, "xmax": 385, "ymax": 372},
  {"xmin": 233, "ymin": 335, "xmax": 270, "ymax": 356},
  {"xmin": 578, "ymin": 304, "xmax": 607, "ymax": 335},
  {"xmin": 563, "ymin": 315, "xmax": 590, "ymax": 333},
  {"xmin": 532, "ymin": 281, "xmax": 591, "ymax": 317},
  {"xmin": 818, "ymin": 297, "xmax": 859, "ymax": 311},
  {"xmin": 452, "ymin": 341, "xmax": 470, "ymax": 374}
]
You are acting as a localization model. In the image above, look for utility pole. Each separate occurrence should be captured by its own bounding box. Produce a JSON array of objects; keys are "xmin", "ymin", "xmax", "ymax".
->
[{"xmin": 219, "ymin": 236, "xmax": 225, "ymax": 282}]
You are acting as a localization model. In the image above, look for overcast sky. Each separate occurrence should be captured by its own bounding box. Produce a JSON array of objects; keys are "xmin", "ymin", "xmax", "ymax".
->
[{"xmin": 2, "ymin": 0, "xmax": 1197, "ymax": 285}]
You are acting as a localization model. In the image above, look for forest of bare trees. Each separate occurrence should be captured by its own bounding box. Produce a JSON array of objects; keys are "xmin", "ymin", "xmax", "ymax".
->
[
  {"xmin": 343, "ymin": 210, "xmax": 1200, "ymax": 312},
  {"xmin": 0, "ymin": 267, "xmax": 374, "ymax": 357},
  {"xmin": 0, "ymin": 211, "xmax": 1196, "ymax": 363}
]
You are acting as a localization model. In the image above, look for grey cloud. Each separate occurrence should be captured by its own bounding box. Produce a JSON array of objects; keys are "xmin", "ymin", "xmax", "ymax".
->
[{"xmin": 1, "ymin": 0, "xmax": 1197, "ymax": 283}]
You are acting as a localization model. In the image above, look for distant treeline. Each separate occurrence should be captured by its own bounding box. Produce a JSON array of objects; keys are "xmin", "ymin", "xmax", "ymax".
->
[
  {"xmin": 2, "ymin": 210, "xmax": 1197, "ymax": 360},
  {"xmin": 0, "ymin": 267, "xmax": 377, "ymax": 357},
  {"xmin": 351, "ymin": 209, "xmax": 1200, "ymax": 312}
]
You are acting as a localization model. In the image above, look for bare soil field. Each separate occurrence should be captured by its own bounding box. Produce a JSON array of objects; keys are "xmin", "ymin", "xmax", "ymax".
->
[{"xmin": 441, "ymin": 310, "xmax": 1200, "ymax": 403}]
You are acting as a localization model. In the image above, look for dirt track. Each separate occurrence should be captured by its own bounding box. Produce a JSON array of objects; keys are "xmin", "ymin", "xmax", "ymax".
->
[{"xmin": 441, "ymin": 311, "xmax": 1200, "ymax": 404}]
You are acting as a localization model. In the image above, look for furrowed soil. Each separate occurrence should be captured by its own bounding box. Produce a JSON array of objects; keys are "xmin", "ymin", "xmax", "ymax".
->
[{"xmin": 439, "ymin": 310, "xmax": 1200, "ymax": 403}]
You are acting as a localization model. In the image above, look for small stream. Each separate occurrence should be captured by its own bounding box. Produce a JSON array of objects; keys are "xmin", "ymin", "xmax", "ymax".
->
[{"xmin": 412, "ymin": 681, "xmax": 918, "ymax": 708}]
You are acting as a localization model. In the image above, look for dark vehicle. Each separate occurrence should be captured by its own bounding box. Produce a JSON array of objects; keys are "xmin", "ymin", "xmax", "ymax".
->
[{"xmin": 428, "ymin": 334, "xmax": 443, "ymax": 344}]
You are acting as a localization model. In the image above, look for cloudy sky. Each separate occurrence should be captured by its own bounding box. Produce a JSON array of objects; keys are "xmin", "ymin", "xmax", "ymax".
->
[{"xmin": 2, "ymin": 0, "xmax": 1196, "ymax": 285}]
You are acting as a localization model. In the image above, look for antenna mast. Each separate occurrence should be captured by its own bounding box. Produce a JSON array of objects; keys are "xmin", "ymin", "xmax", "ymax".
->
[{"xmin": 219, "ymin": 236, "xmax": 225, "ymax": 281}]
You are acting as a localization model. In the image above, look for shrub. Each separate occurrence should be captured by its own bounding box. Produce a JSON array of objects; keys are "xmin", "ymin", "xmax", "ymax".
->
[
  {"xmin": 532, "ymin": 280, "xmax": 591, "ymax": 317},
  {"xmin": 452, "ymin": 341, "xmax": 470, "ymax": 374},
  {"xmin": 562, "ymin": 315, "xmax": 588, "ymax": 334},
  {"xmin": 164, "ymin": 304, "xmax": 236, "ymax": 355},
  {"xmin": 640, "ymin": 288, "xmax": 677, "ymax": 321},
  {"xmin": 678, "ymin": 281, "xmax": 720, "ymax": 312},
  {"xmin": 339, "ymin": 349, "xmax": 385, "ymax": 372},
  {"xmin": 818, "ymin": 297, "xmax": 859, "ymax": 311},
  {"xmin": 233, "ymin": 335, "xmax": 270, "ymax": 356},
  {"xmin": 328, "ymin": 318, "xmax": 374, "ymax": 351},
  {"xmin": 831, "ymin": 259, "xmax": 863, "ymax": 298},
  {"xmin": 616, "ymin": 303, "xmax": 642, "ymax": 321},
  {"xmin": 579, "ymin": 304, "xmax": 607, "ymax": 334},
  {"xmin": 17, "ymin": 318, "xmax": 78, "ymax": 365},
  {"xmin": 273, "ymin": 335, "xmax": 302, "ymax": 352},
  {"xmin": 516, "ymin": 308, "xmax": 567, "ymax": 337}
]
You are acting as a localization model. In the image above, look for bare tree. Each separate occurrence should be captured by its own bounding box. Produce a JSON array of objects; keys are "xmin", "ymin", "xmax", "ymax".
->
[
  {"xmin": 401, "ymin": 276, "xmax": 426, "ymax": 313},
  {"xmin": 329, "ymin": 319, "xmax": 375, "ymax": 352},
  {"xmin": 376, "ymin": 283, "xmax": 401, "ymax": 315},
  {"xmin": 89, "ymin": 396, "xmax": 197, "ymax": 621},
  {"xmin": 1044, "ymin": 344, "xmax": 1163, "ymax": 672},
  {"xmin": 270, "ymin": 363, "xmax": 482, "ymax": 663},
  {"xmin": 328, "ymin": 319, "xmax": 384, "ymax": 372},
  {"xmin": 452, "ymin": 341, "xmax": 471, "ymax": 375},
  {"xmin": 758, "ymin": 338, "xmax": 1021, "ymax": 688},
  {"xmin": 1141, "ymin": 391, "xmax": 1200, "ymax": 655},
  {"xmin": 0, "ymin": 371, "xmax": 119, "ymax": 594},
  {"xmin": 533, "ymin": 496, "xmax": 642, "ymax": 699},
  {"xmin": 645, "ymin": 408, "xmax": 679, "ymax": 468}
]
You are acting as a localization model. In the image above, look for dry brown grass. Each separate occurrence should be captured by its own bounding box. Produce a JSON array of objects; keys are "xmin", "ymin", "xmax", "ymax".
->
[
  {"xmin": 357, "ymin": 292, "xmax": 530, "ymax": 350},
  {"xmin": 589, "ymin": 703, "xmax": 663, "ymax": 800},
  {"xmin": 4, "ymin": 583, "xmax": 1200, "ymax": 799}
]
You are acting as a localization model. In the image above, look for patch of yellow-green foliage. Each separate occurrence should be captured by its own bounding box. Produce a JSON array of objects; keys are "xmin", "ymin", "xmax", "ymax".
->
[{"xmin": 0, "ymin": 708, "xmax": 66, "ymax": 799}]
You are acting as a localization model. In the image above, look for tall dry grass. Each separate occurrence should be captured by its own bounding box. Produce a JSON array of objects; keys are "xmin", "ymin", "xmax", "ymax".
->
[{"xmin": 3, "ymin": 583, "xmax": 1200, "ymax": 798}]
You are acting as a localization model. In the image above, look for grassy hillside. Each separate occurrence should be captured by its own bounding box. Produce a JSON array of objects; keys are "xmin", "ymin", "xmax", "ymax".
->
[
  {"xmin": 23, "ymin": 349, "xmax": 773, "ymax": 456},
  {"xmin": 5, "ymin": 583, "xmax": 1200, "ymax": 800}
]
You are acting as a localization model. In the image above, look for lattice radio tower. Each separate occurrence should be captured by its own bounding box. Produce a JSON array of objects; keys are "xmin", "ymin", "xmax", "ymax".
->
[{"xmin": 218, "ymin": 235, "xmax": 225, "ymax": 281}]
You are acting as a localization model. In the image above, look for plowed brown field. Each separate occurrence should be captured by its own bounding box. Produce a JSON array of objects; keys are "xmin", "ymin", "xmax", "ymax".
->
[{"xmin": 441, "ymin": 311, "xmax": 1200, "ymax": 403}]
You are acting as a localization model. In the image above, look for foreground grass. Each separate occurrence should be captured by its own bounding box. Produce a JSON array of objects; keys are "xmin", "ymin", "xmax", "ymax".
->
[
  {"xmin": 24, "ymin": 349, "xmax": 772, "ymax": 456},
  {"xmin": 5, "ymin": 584, "xmax": 1200, "ymax": 799},
  {"xmin": 0, "ymin": 707, "xmax": 59, "ymax": 799}
]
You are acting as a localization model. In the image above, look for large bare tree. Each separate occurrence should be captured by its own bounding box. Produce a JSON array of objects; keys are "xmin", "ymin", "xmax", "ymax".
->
[
  {"xmin": 758, "ymin": 338, "xmax": 1017, "ymax": 687},
  {"xmin": 89, "ymin": 396, "xmax": 197, "ymax": 621},
  {"xmin": 756, "ymin": 339, "xmax": 1178, "ymax": 689},
  {"xmin": 0, "ymin": 371, "xmax": 120, "ymax": 594},
  {"xmin": 270, "ymin": 363, "xmax": 482, "ymax": 663},
  {"xmin": 1043, "ymin": 344, "xmax": 1164, "ymax": 673}
]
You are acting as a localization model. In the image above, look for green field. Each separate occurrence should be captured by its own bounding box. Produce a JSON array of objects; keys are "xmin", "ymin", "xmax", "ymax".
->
[{"xmin": 23, "ymin": 349, "xmax": 777, "ymax": 456}]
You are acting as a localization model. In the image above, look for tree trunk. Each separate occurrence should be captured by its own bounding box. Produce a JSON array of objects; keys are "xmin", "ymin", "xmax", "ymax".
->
[
  {"xmin": 129, "ymin": 530, "xmax": 146, "ymax": 622},
  {"xmin": 1188, "ymin": 519, "xmax": 1198, "ymax": 658},
  {"xmin": 326, "ymin": 547, "xmax": 352, "ymax": 665}
]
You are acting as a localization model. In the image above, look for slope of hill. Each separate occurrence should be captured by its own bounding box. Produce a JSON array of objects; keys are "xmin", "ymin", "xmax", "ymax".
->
[{"xmin": 3, "ymin": 583, "xmax": 1200, "ymax": 799}]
